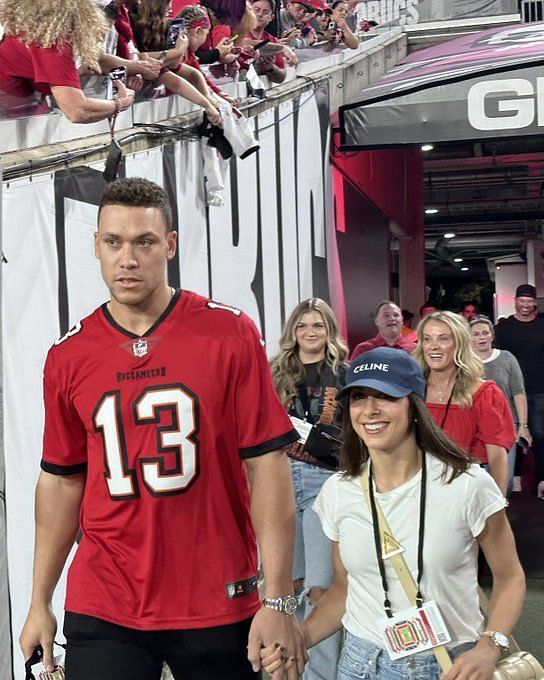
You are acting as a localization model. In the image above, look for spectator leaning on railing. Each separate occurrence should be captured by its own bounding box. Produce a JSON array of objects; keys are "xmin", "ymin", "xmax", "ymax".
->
[
  {"xmin": 320, "ymin": 0, "xmax": 358, "ymax": 50},
  {"xmin": 0, "ymin": 0, "xmax": 134, "ymax": 121},
  {"xmin": 279, "ymin": 0, "xmax": 321, "ymax": 48}
]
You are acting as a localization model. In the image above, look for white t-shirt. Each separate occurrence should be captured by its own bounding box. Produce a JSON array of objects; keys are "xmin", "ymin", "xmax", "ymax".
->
[{"xmin": 313, "ymin": 453, "xmax": 506, "ymax": 648}]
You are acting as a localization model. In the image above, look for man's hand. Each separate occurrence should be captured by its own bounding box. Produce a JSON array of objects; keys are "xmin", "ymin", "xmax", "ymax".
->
[
  {"xmin": 19, "ymin": 603, "xmax": 58, "ymax": 673},
  {"xmin": 440, "ymin": 642, "xmax": 500, "ymax": 680},
  {"xmin": 282, "ymin": 46, "xmax": 298, "ymax": 66},
  {"xmin": 247, "ymin": 606, "xmax": 307, "ymax": 679},
  {"xmin": 255, "ymin": 54, "xmax": 276, "ymax": 74}
]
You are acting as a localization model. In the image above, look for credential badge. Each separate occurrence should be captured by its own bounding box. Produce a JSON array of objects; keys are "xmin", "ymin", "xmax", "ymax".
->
[{"xmin": 132, "ymin": 338, "xmax": 148, "ymax": 358}]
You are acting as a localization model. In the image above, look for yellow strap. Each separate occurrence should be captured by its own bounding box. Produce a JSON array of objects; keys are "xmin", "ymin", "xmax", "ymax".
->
[{"xmin": 360, "ymin": 466, "xmax": 453, "ymax": 672}]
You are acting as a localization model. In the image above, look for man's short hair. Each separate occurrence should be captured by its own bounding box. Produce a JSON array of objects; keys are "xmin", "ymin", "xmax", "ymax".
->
[
  {"xmin": 375, "ymin": 300, "xmax": 398, "ymax": 315},
  {"xmin": 98, "ymin": 178, "xmax": 173, "ymax": 232}
]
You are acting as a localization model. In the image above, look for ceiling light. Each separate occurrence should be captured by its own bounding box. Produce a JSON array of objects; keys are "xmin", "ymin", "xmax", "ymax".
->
[
  {"xmin": 425, "ymin": 208, "xmax": 439, "ymax": 215},
  {"xmin": 454, "ymin": 257, "xmax": 463, "ymax": 263},
  {"xmin": 461, "ymin": 267, "xmax": 469, "ymax": 271},
  {"xmin": 444, "ymin": 232, "xmax": 455, "ymax": 239},
  {"xmin": 421, "ymin": 144, "xmax": 434, "ymax": 151}
]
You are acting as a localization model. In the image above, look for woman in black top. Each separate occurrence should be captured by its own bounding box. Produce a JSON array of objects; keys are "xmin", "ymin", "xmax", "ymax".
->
[{"xmin": 270, "ymin": 297, "xmax": 348, "ymax": 680}]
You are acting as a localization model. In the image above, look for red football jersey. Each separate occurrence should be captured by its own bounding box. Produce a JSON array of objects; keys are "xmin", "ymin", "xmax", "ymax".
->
[{"xmin": 42, "ymin": 290, "xmax": 297, "ymax": 630}]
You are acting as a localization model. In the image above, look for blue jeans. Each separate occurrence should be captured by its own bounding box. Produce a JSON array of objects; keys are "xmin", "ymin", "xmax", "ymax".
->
[
  {"xmin": 337, "ymin": 632, "xmax": 476, "ymax": 680},
  {"xmin": 528, "ymin": 393, "xmax": 544, "ymax": 484},
  {"xmin": 290, "ymin": 459, "xmax": 341, "ymax": 680}
]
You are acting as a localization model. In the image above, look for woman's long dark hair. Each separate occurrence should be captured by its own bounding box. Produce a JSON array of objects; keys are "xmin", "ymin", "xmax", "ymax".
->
[
  {"xmin": 130, "ymin": 0, "xmax": 169, "ymax": 52},
  {"xmin": 339, "ymin": 393, "xmax": 472, "ymax": 481}
]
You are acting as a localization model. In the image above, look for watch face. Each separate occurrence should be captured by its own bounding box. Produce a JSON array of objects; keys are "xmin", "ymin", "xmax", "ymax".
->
[
  {"xmin": 284, "ymin": 596, "xmax": 298, "ymax": 615},
  {"xmin": 494, "ymin": 632, "xmax": 509, "ymax": 648}
]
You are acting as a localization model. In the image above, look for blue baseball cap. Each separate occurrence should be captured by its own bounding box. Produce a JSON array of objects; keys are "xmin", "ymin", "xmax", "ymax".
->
[{"xmin": 337, "ymin": 347, "xmax": 425, "ymax": 400}]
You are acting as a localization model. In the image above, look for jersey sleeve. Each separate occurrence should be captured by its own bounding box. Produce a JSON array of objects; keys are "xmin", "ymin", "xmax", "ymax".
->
[
  {"xmin": 234, "ymin": 316, "xmax": 298, "ymax": 457},
  {"xmin": 474, "ymin": 381, "xmax": 516, "ymax": 451},
  {"xmin": 464, "ymin": 464, "xmax": 507, "ymax": 537},
  {"xmin": 41, "ymin": 347, "xmax": 88, "ymax": 475},
  {"xmin": 313, "ymin": 474, "xmax": 340, "ymax": 541},
  {"xmin": 31, "ymin": 42, "xmax": 81, "ymax": 89}
]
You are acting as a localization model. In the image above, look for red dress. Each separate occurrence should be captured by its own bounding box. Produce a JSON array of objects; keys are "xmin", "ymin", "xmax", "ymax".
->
[{"xmin": 426, "ymin": 381, "xmax": 515, "ymax": 464}]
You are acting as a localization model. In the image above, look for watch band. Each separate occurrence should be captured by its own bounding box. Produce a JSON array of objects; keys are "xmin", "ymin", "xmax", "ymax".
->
[
  {"xmin": 262, "ymin": 595, "xmax": 298, "ymax": 616},
  {"xmin": 481, "ymin": 630, "xmax": 510, "ymax": 655}
]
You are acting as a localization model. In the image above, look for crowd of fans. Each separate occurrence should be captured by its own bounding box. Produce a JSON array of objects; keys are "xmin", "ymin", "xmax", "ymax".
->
[{"xmin": 0, "ymin": 0, "xmax": 374, "ymax": 121}]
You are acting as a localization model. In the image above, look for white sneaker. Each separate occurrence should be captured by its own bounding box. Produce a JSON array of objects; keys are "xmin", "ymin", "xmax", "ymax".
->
[
  {"xmin": 538, "ymin": 481, "xmax": 544, "ymax": 500},
  {"xmin": 511, "ymin": 476, "xmax": 522, "ymax": 493}
]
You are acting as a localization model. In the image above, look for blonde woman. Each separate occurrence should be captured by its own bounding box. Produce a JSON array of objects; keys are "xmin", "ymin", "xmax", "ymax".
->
[
  {"xmin": 413, "ymin": 310, "xmax": 514, "ymax": 495},
  {"xmin": 0, "ymin": 0, "xmax": 134, "ymax": 121},
  {"xmin": 270, "ymin": 298, "xmax": 348, "ymax": 680}
]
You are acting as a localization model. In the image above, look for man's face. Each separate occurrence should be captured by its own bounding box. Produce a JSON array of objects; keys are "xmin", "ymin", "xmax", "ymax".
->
[
  {"xmin": 253, "ymin": 0, "xmax": 274, "ymax": 29},
  {"xmin": 95, "ymin": 205, "xmax": 177, "ymax": 308},
  {"xmin": 461, "ymin": 304, "xmax": 477, "ymax": 320},
  {"xmin": 514, "ymin": 295, "xmax": 536, "ymax": 319},
  {"xmin": 288, "ymin": 2, "xmax": 313, "ymax": 22},
  {"xmin": 420, "ymin": 305, "xmax": 437, "ymax": 318},
  {"xmin": 375, "ymin": 303, "xmax": 403, "ymax": 339}
]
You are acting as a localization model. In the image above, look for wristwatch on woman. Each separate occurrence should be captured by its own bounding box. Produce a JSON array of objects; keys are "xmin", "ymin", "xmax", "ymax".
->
[
  {"xmin": 481, "ymin": 630, "xmax": 510, "ymax": 656},
  {"xmin": 262, "ymin": 595, "xmax": 298, "ymax": 615}
]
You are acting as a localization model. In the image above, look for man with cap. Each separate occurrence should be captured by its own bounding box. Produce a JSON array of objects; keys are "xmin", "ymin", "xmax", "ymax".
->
[
  {"xmin": 248, "ymin": 0, "xmax": 288, "ymax": 83},
  {"xmin": 350, "ymin": 301, "xmax": 417, "ymax": 361},
  {"xmin": 279, "ymin": 0, "xmax": 321, "ymax": 48},
  {"xmin": 494, "ymin": 284, "xmax": 544, "ymax": 498}
]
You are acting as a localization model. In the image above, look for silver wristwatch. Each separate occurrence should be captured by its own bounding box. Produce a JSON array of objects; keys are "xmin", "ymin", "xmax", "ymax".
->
[
  {"xmin": 262, "ymin": 595, "xmax": 298, "ymax": 616},
  {"xmin": 481, "ymin": 630, "xmax": 510, "ymax": 656}
]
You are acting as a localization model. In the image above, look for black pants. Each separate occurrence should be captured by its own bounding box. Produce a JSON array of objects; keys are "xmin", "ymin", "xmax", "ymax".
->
[{"xmin": 63, "ymin": 612, "xmax": 261, "ymax": 680}]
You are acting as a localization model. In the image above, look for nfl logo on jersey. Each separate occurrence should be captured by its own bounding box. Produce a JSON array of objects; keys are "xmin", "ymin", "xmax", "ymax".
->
[{"xmin": 132, "ymin": 338, "xmax": 148, "ymax": 357}]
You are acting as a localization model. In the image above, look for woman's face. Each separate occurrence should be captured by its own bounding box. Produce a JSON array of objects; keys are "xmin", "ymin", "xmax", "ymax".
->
[
  {"xmin": 421, "ymin": 319, "xmax": 456, "ymax": 372},
  {"xmin": 470, "ymin": 322, "xmax": 493, "ymax": 355},
  {"xmin": 350, "ymin": 388, "xmax": 412, "ymax": 455},
  {"xmin": 295, "ymin": 310, "xmax": 328, "ymax": 358},
  {"xmin": 332, "ymin": 2, "xmax": 347, "ymax": 20},
  {"xmin": 165, "ymin": 0, "xmax": 173, "ymax": 17},
  {"xmin": 189, "ymin": 25, "xmax": 210, "ymax": 50}
]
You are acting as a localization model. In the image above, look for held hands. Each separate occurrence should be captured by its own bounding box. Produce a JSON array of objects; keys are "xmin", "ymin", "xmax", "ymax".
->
[
  {"xmin": 19, "ymin": 603, "xmax": 58, "ymax": 673},
  {"xmin": 440, "ymin": 641, "xmax": 500, "ymax": 680},
  {"xmin": 247, "ymin": 606, "xmax": 308, "ymax": 679}
]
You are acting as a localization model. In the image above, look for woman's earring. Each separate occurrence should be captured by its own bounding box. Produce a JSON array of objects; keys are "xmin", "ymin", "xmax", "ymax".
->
[{"xmin": 413, "ymin": 418, "xmax": 418, "ymax": 424}]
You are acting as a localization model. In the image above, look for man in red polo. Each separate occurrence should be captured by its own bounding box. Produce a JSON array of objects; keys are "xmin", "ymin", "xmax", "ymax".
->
[{"xmin": 350, "ymin": 300, "xmax": 417, "ymax": 360}]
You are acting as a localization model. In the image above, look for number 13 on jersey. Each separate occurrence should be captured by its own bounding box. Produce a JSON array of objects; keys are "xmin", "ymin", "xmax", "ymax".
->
[{"xmin": 93, "ymin": 383, "xmax": 200, "ymax": 499}]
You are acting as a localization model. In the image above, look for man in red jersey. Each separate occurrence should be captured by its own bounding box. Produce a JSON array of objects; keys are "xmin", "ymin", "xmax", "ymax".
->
[
  {"xmin": 350, "ymin": 300, "xmax": 417, "ymax": 360},
  {"xmin": 19, "ymin": 178, "xmax": 306, "ymax": 680}
]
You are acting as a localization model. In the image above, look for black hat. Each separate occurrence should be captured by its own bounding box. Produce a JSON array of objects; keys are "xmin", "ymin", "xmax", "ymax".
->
[{"xmin": 515, "ymin": 284, "xmax": 537, "ymax": 299}]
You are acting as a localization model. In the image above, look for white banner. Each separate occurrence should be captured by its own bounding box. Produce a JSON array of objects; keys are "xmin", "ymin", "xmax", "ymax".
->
[{"xmin": 1, "ymin": 85, "xmax": 335, "ymax": 679}]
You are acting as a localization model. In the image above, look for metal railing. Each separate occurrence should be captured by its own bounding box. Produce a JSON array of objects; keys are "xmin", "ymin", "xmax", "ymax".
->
[{"xmin": 521, "ymin": 0, "xmax": 544, "ymax": 21}]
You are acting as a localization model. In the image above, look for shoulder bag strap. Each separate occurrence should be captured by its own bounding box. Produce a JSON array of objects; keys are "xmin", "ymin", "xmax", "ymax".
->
[{"xmin": 360, "ymin": 466, "xmax": 453, "ymax": 672}]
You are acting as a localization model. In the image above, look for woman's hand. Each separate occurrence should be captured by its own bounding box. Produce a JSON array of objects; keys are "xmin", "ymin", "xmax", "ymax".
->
[
  {"xmin": 217, "ymin": 37, "xmax": 236, "ymax": 62},
  {"xmin": 113, "ymin": 81, "xmax": 135, "ymax": 111},
  {"xmin": 259, "ymin": 642, "xmax": 295, "ymax": 676},
  {"xmin": 440, "ymin": 641, "xmax": 500, "ymax": 680},
  {"xmin": 138, "ymin": 56, "xmax": 162, "ymax": 80},
  {"xmin": 205, "ymin": 101, "xmax": 223, "ymax": 127},
  {"xmin": 517, "ymin": 425, "xmax": 533, "ymax": 448},
  {"xmin": 175, "ymin": 32, "xmax": 189, "ymax": 57}
]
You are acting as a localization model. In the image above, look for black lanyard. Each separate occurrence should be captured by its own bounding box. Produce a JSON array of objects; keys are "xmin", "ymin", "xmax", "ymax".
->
[{"xmin": 368, "ymin": 454, "xmax": 427, "ymax": 618}]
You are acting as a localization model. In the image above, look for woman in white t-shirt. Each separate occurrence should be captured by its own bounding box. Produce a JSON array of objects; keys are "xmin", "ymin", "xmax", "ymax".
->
[{"xmin": 261, "ymin": 346, "xmax": 525, "ymax": 680}]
